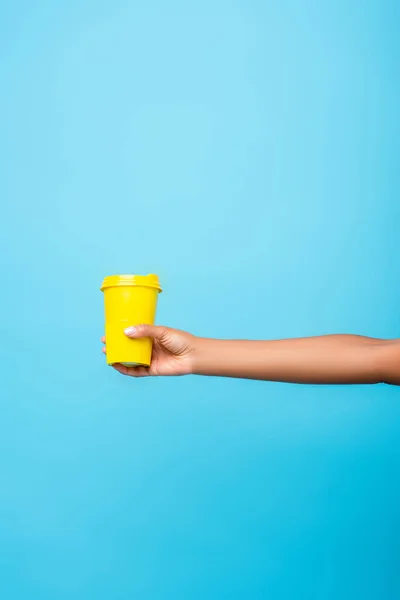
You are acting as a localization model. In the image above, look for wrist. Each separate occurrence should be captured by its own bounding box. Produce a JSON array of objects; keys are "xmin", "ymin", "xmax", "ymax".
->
[{"xmin": 190, "ymin": 337, "xmax": 214, "ymax": 376}]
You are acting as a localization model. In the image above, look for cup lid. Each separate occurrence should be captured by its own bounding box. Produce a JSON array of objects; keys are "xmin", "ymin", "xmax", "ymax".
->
[{"xmin": 100, "ymin": 274, "xmax": 162, "ymax": 292}]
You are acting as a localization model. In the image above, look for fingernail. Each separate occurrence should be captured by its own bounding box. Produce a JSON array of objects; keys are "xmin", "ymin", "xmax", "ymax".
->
[{"xmin": 124, "ymin": 326, "xmax": 137, "ymax": 336}]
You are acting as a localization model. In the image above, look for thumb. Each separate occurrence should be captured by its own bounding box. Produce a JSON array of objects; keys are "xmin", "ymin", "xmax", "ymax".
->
[{"xmin": 124, "ymin": 324, "xmax": 166, "ymax": 340}]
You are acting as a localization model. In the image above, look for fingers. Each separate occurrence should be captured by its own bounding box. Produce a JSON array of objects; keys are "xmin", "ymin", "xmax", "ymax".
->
[
  {"xmin": 100, "ymin": 341, "xmax": 147, "ymax": 376},
  {"xmin": 112, "ymin": 363, "xmax": 150, "ymax": 378},
  {"xmin": 100, "ymin": 332, "xmax": 154, "ymax": 377},
  {"xmin": 124, "ymin": 324, "xmax": 166, "ymax": 340}
]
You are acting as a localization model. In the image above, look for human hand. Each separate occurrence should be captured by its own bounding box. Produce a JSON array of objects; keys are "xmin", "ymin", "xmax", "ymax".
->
[{"xmin": 102, "ymin": 325, "xmax": 197, "ymax": 377}]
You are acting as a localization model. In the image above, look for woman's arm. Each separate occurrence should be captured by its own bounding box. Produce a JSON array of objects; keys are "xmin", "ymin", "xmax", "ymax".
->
[
  {"xmin": 105, "ymin": 326, "xmax": 400, "ymax": 385},
  {"xmin": 193, "ymin": 335, "xmax": 399, "ymax": 385}
]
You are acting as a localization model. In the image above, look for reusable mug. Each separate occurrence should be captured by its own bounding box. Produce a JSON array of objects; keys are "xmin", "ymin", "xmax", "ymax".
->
[{"xmin": 101, "ymin": 274, "xmax": 162, "ymax": 367}]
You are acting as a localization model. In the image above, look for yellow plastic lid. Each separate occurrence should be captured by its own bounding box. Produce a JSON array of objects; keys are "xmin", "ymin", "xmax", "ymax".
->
[{"xmin": 100, "ymin": 274, "xmax": 162, "ymax": 292}]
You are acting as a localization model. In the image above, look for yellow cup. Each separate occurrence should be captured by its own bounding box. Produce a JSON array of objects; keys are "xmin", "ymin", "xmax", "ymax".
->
[{"xmin": 101, "ymin": 274, "xmax": 162, "ymax": 367}]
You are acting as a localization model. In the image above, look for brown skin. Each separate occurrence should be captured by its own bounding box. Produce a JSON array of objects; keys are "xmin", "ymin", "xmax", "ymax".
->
[{"xmin": 101, "ymin": 326, "xmax": 400, "ymax": 386}]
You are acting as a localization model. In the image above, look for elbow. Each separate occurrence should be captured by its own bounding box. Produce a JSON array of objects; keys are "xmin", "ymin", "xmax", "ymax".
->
[{"xmin": 376, "ymin": 340, "xmax": 400, "ymax": 386}]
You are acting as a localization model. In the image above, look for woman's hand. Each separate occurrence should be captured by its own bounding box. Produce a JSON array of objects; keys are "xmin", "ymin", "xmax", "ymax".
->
[
  {"xmin": 102, "ymin": 328, "xmax": 399, "ymax": 385},
  {"xmin": 102, "ymin": 325, "xmax": 197, "ymax": 377}
]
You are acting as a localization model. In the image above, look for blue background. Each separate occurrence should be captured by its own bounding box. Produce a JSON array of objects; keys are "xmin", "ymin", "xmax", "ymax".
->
[{"xmin": 1, "ymin": 1, "xmax": 399, "ymax": 598}]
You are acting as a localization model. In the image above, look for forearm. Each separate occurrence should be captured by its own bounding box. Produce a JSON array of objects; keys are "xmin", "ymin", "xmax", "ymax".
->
[{"xmin": 192, "ymin": 335, "xmax": 400, "ymax": 385}]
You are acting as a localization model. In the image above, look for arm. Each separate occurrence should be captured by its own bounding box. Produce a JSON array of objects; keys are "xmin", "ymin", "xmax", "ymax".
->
[
  {"xmin": 194, "ymin": 335, "xmax": 399, "ymax": 385},
  {"xmin": 104, "ymin": 327, "xmax": 400, "ymax": 385}
]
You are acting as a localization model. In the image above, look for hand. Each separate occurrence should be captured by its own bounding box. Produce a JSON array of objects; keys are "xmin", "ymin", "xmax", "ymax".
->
[{"xmin": 102, "ymin": 325, "xmax": 197, "ymax": 377}]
